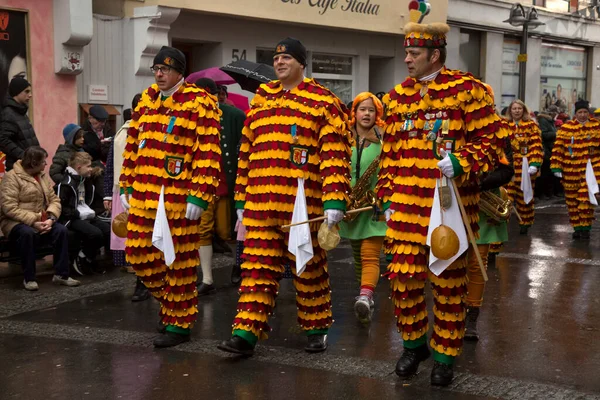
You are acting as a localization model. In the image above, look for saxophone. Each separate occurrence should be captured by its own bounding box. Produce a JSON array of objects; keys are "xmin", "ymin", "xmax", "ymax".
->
[
  {"xmin": 345, "ymin": 141, "xmax": 382, "ymax": 222},
  {"xmin": 479, "ymin": 187, "xmax": 511, "ymax": 222}
]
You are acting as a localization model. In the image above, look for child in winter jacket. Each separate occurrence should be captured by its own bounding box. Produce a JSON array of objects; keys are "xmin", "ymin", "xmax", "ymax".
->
[{"xmin": 56, "ymin": 152, "xmax": 110, "ymax": 275}]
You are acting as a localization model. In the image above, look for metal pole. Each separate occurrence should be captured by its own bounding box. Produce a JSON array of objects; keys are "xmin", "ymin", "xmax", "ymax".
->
[{"xmin": 518, "ymin": 23, "xmax": 529, "ymax": 101}]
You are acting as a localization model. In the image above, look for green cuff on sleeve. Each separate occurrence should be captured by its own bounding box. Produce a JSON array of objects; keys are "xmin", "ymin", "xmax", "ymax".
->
[
  {"xmin": 186, "ymin": 195, "xmax": 208, "ymax": 210},
  {"xmin": 119, "ymin": 187, "xmax": 133, "ymax": 195},
  {"xmin": 383, "ymin": 201, "xmax": 391, "ymax": 211},
  {"xmin": 323, "ymin": 200, "xmax": 346, "ymax": 212},
  {"xmin": 529, "ymin": 162, "xmax": 541, "ymax": 167},
  {"xmin": 235, "ymin": 200, "xmax": 246, "ymax": 210},
  {"xmin": 448, "ymin": 153, "xmax": 464, "ymax": 177},
  {"xmin": 551, "ymin": 168, "xmax": 562, "ymax": 173}
]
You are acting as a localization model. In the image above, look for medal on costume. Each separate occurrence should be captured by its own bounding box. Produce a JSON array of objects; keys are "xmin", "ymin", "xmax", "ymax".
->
[
  {"xmin": 420, "ymin": 84, "xmax": 428, "ymax": 98},
  {"xmin": 291, "ymin": 123, "xmax": 298, "ymax": 143}
]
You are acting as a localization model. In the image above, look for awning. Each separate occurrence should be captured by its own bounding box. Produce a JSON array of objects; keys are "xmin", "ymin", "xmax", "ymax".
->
[{"xmin": 79, "ymin": 103, "xmax": 121, "ymax": 116}]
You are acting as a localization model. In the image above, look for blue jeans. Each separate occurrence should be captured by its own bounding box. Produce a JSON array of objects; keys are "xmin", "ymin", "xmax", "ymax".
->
[{"xmin": 9, "ymin": 223, "xmax": 70, "ymax": 282}]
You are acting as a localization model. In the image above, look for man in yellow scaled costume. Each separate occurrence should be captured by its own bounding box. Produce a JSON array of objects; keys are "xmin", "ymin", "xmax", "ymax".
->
[
  {"xmin": 120, "ymin": 46, "xmax": 221, "ymax": 348},
  {"xmin": 217, "ymin": 37, "xmax": 352, "ymax": 356},
  {"xmin": 377, "ymin": 20, "xmax": 506, "ymax": 385}
]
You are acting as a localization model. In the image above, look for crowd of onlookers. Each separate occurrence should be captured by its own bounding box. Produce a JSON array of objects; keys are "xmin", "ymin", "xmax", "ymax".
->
[{"xmin": 0, "ymin": 76, "xmax": 242, "ymax": 294}]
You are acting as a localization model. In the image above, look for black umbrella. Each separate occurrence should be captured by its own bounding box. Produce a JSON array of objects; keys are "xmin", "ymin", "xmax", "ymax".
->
[{"xmin": 220, "ymin": 60, "xmax": 276, "ymax": 93}]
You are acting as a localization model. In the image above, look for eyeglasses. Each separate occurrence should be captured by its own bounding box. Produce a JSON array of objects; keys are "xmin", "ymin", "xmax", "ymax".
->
[{"xmin": 150, "ymin": 65, "xmax": 172, "ymax": 74}]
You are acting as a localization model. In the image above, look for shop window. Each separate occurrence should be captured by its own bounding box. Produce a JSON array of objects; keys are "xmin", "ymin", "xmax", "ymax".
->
[
  {"xmin": 539, "ymin": 42, "xmax": 587, "ymax": 116},
  {"xmin": 458, "ymin": 29, "xmax": 481, "ymax": 78},
  {"xmin": 501, "ymin": 38, "xmax": 520, "ymax": 110},
  {"xmin": 310, "ymin": 53, "xmax": 354, "ymax": 105}
]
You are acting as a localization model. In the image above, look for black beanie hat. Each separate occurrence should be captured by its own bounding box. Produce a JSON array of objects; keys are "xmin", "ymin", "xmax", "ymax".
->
[
  {"xmin": 153, "ymin": 46, "xmax": 186, "ymax": 75},
  {"xmin": 274, "ymin": 37, "xmax": 307, "ymax": 67},
  {"xmin": 8, "ymin": 77, "xmax": 31, "ymax": 97},
  {"xmin": 575, "ymin": 100, "xmax": 590, "ymax": 113},
  {"xmin": 195, "ymin": 78, "xmax": 218, "ymax": 95}
]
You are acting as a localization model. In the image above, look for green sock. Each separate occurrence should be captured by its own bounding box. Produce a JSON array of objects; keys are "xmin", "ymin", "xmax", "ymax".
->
[
  {"xmin": 166, "ymin": 325, "xmax": 190, "ymax": 335},
  {"xmin": 233, "ymin": 329, "xmax": 258, "ymax": 346}
]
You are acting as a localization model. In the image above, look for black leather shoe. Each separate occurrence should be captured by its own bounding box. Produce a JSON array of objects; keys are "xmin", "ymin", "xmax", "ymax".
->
[
  {"xmin": 197, "ymin": 282, "xmax": 216, "ymax": 296},
  {"xmin": 153, "ymin": 332, "xmax": 190, "ymax": 348},
  {"xmin": 431, "ymin": 361, "xmax": 454, "ymax": 386},
  {"xmin": 519, "ymin": 226, "xmax": 529, "ymax": 235},
  {"xmin": 581, "ymin": 230, "xmax": 590, "ymax": 239},
  {"xmin": 131, "ymin": 279, "xmax": 150, "ymax": 302},
  {"xmin": 395, "ymin": 345, "xmax": 431, "ymax": 377},
  {"xmin": 487, "ymin": 252, "xmax": 496, "ymax": 267},
  {"xmin": 304, "ymin": 334, "xmax": 328, "ymax": 353},
  {"xmin": 157, "ymin": 321, "xmax": 166, "ymax": 334},
  {"xmin": 231, "ymin": 264, "xmax": 242, "ymax": 285},
  {"xmin": 573, "ymin": 231, "xmax": 581, "ymax": 239},
  {"xmin": 217, "ymin": 336, "xmax": 255, "ymax": 356}
]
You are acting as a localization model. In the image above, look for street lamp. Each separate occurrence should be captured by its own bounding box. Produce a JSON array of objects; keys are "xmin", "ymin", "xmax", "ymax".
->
[{"xmin": 504, "ymin": 3, "xmax": 545, "ymax": 101}]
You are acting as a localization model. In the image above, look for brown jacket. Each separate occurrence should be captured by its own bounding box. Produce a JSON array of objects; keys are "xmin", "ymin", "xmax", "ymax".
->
[{"xmin": 0, "ymin": 160, "xmax": 62, "ymax": 237}]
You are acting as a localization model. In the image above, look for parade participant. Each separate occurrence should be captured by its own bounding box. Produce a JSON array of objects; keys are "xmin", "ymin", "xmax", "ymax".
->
[
  {"xmin": 504, "ymin": 100, "xmax": 543, "ymax": 235},
  {"xmin": 377, "ymin": 17, "xmax": 506, "ymax": 385},
  {"xmin": 551, "ymin": 99, "xmax": 600, "ymax": 239},
  {"xmin": 338, "ymin": 92, "xmax": 387, "ymax": 324},
  {"xmin": 217, "ymin": 37, "xmax": 352, "ymax": 356},
  {"xmin": 119, "ymin": 46, "xmax": 221, "ymax": 348},
  {"xmin": 465, "ymin": 138, "xmax": 514, "ymax": 340}
]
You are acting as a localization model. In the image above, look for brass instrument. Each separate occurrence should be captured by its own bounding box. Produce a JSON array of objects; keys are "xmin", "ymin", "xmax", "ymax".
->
[
  {"xmin": 479, "ymin": 187, "xmax": 511, "ymax": 222},
  {"xmin": 345, "ymin": 147, "xmax": 382, "ymax": 222}
]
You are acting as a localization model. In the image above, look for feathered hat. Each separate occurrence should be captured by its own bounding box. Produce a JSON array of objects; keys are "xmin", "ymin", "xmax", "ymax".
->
[{"xmin": 404, "ymin": 0, "xmax": 450, "ymax": 49}]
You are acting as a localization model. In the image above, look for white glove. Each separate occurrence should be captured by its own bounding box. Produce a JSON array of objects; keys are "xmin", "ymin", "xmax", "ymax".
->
[
  {"xmin": 437, "ymin": 149, "xmax": 455, "ymax": 178},
  {"xmin": 120, "ymin": 194, "xmax": 130, "ymax": 210},
  {"xmin": 185, "ymin": 203, "xmax": 203, "ymax": 220},
  {"xmin": 236, "ymin": 209, "xmax": 244, "ymax": 222},
  {"xmin": 554, "ymin": 171, "xmax": 563, "ymax": 178},
  {"xmin": 528, "ymin": 166, "xmax": 538, "ymax": 175},
  {"xmin": 324, "ymin": 209, "xmax": 344, "ymax": 228},
  {"xmin": 385, "ymin": 208, "xmax": 395, "ymax": 222}
]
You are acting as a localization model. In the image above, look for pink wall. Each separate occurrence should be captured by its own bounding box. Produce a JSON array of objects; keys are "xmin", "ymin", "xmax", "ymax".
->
[{"xmin": 3, "ymin": 0, "xmax": 78, "ymax": 163}]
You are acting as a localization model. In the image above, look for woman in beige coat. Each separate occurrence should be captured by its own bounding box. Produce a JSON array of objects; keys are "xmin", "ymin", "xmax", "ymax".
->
[{"xmin": 0, "ymin": 146, "xmax": 80, "ymax": 290}]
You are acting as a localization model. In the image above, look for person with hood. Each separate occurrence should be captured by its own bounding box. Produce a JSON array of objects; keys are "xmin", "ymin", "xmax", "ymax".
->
[
  {"xmin": 536, "ymin": 107, "xmax": 558, "ymax": 199},
  {"xmin": 56, "ymin": 152, "xmax": 110, "ymax": 275},
  {"xmin": 50, "ymin": 124, "xmax": 86, "ymax": 184},
  {"xmin": 82, "ymin": 105, "xmax": 113, "ymax": 164},
  {"xmin": 0, "ymin": 77, "xmax": 39, "ymax": 171}
]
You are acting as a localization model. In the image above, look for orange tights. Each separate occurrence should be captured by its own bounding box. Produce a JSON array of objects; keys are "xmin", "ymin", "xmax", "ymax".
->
[
  {"xmin": 351, "ymin": 236, "xmax": 384, "ymax": 290},
  {"xmin": 466, "ymin": 244, "xmax": 489, "ymax": 307}
]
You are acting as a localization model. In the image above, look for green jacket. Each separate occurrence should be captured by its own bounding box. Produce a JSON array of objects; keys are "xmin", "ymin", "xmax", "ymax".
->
[{"xmin": 219, "ymin": 103, "xmax": 245, "ymax": 196}]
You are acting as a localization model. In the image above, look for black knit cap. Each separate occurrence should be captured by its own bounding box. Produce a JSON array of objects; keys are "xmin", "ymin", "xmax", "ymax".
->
[
  {"xmin": 274, "ymin": 37, "xmax": 307, "ymax": 67},
  {"xmin": 575, "ymin": 99, "xmax": 590, "ymax": 113},
  {"xmin": 195, "ymin": 78, "xmax": 218, "ymax": 95},
  {"xmin": 8, "ymin": 77, "xmax": 31, "ymax": 97},
  {"xmin": 153, "ymin": 46, "xmax": 186, "ymax": 75}
]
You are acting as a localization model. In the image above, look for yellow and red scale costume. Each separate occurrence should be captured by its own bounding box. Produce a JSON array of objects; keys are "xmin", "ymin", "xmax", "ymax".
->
[
  {"xmin": 506, "ymin": 120, "xmax": 543, "ymax": 228},
  {"xmin": 232, "ymin": 77, "xmax": 352, "ymax": 344},
  {"xmin": 378, "ymin": 68, "xmax": 506, "ymax": 363},
  {"xmin": 120, "ymin": 83, "xmax": 221, "ymax": 330},
  {"xmin": 551, "ymin": 118, "xmax": 600, "ymax": 231}
]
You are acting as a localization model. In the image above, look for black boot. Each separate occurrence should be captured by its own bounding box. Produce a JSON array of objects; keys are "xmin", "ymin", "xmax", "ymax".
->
[
  {"xmin": 305, "ymin": 334, "xmax": 328, "ymax": 353},
  {"xmin": 395, "ymin": 345, "xmax": 431, "ymax": 377},
  {"xmin": 431, "ymin": 361, "xmax": 454, "ymax": 386},
  {"xmin": 487, "ymin": 252, "xmax": 497, "ymax": 267},
  {"xmin": 217, "ymin": 335, "xmax": 255, "ymax": 356},
  {"xmin": 572, "ymin": 231, "xmax": 581, "ymax": 239},
  {"xmin": 231, "ymin": 264, "xmax": 242, "ymax": 285},
  {"xmin": 157, "ymin": 320, "xmax": 166, "ymax": 334},
  {"xmin": 519, "ymin": 225, "xmax": 529, "ymax": 235},
  {"xmin": 581, "ymin": 230, "xmax": 590, "ymax": 239},
  {"xmin": 464, "ymin": 307, "xmax": 480, "ymax": 341},
  {"xmin": 197, "ymin": 282, "xmax": 216, "ymax": 296},
  {"xmin": 131, "ymin": 278, "xmax": 150, "ymax": 302},
  {"xmin": 153, "ymin": 332, "xmax": 190, "ymax": 348}
]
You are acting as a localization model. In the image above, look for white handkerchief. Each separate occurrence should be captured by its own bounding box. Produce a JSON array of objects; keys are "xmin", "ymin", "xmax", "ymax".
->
[
  {"xmin": 520, "ymin": 156, "xmax": 533, "ymax": 205},
  {"xmin": 152, "ymin": 185, "xmax": 176, "ymax": 266},
  {"xmin": 426, "ymin": 181, "xmax": 469, "ymax": 276},
  {"xmin": 288, "ymin": 178, "xmax": 313, "ymax": 276},
  {"xmin": 586, "ymin": 159, "xmax": 599, "ymax": 206}
]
